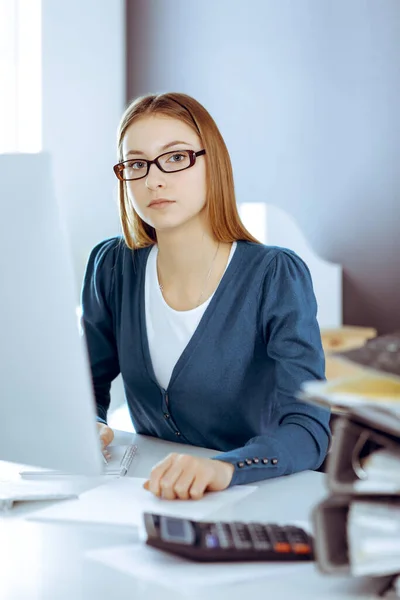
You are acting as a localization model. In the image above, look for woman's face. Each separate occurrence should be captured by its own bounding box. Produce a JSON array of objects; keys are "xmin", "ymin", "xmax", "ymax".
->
[{"xmin": 122, "ymin": 115, "xmax": 207, "ymax": 233}]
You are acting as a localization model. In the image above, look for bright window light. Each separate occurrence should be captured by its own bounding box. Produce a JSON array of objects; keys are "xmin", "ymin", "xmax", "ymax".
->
[
  {"xmin": 239, "ymin": 202, "xmax": 267, "ymax": 244},
  {"xmin": 0, "ymin": 0, "xmax": 42, "ymax": 153}
]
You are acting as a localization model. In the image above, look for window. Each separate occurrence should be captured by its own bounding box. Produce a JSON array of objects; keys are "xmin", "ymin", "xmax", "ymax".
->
[
  {"xmin": 239, "ymin": 202, "xmax": 267, "ymax": 243},
  {"xmin": 0, "ymin": 0, "xmax": 41, "ymax": 153}
]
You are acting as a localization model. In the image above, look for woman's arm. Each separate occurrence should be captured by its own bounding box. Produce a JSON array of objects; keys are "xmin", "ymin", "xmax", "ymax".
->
[
  {"xmin": 143, "ymin": 248, "xmax": 331, "ymax": 499},
  {"xmin": 214, "ymin": 249, "xmax": 331, "ymax": 486},
  {"xmin": 81, "ymin": 238, "xmax": 121, "ymax": 425}
]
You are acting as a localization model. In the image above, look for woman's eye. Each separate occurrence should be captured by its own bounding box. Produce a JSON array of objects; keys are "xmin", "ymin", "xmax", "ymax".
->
[
  {"xmin": 129, "ymin": 161, "xmax": 146, "ymax": 170},
  {"xmin": 168, "ymin": 153, "xmax": 186, "ymax": 162}
]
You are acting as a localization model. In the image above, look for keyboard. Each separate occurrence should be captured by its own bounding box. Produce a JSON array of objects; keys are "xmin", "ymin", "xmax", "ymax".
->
[
  {"xmin": 0, "ymin": 480, "xmax": 78, "ymax": 510},
  {"xmin": 105, "ymin": 444, "xmax": 138, "ymax": 476},
  {"xmin": 18, "ymin": 444, "xmax": 139, "ymax": 480}
]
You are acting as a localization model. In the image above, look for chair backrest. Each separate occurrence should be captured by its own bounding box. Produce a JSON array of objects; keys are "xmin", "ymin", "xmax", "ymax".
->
[{"xmin": 239, "ymin": 203, "xmax": 342, "ymax": 329}]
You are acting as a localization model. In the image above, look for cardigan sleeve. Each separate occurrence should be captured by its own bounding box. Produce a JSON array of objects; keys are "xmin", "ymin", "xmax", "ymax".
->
[
  {"xmin": 214, "ymin": 249, "xmax": 331, "ymax": 486},
  {"xmin": 81, "ymin": 238, "xmax": 121, "ymax": 424}
]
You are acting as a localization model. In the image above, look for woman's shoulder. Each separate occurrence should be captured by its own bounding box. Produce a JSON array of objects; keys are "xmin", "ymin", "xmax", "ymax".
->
[
  {"xmin": 85, "ymin": 237, "xmax": 153, "ymax": 292},
  {"xmin": 239, "ymin": 240, "xmax": 308, "ymax": 271},
  {"xmin": 88, "ymin": 236, "xmax": 151, "ymax": 269}
]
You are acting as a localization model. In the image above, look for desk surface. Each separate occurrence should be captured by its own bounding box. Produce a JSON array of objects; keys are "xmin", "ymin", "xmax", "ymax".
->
[{"xmin": 0, "ymin": 431, "xmax": 384, "ymax": 600}]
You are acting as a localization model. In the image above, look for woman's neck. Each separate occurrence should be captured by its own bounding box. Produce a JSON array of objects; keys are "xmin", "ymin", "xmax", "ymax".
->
[
  {"xmin": 156, "ymin": 219, "xmax": 218, "ymax": 282},
  {"xmin": 155, "ymin": 218, "xmax": 232, "ymax": 311}
]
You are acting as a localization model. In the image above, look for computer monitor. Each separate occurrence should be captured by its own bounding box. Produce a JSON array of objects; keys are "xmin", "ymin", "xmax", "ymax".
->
[{"xmin": 0, "ymin": 153, "xmax": 102, "ymax": 476}]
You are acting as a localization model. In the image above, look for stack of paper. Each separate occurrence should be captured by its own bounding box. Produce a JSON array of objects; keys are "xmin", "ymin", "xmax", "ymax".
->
[
  {"xmin": 354, "ymin": 448, "xmax": 400, "ymax": 493},
  {"xmin": 309, "ymin": 331, "xmax": 400, "ymax": 581},
  {"xmin": 300, "ymin": 331, "xmax": 400, "ymax": 416},
  {"xmin": 347, "ymin": 501, "xmax": 400, "ymax": 576}
]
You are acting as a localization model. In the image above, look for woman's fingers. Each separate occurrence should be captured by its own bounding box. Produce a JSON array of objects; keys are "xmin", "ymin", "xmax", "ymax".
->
[
  {"xmin": 144, "ymin": 455, "xmax": 234, "ymax": 500},
  {"xmin": 159, "ymin": 460, "xmax": 186, "ymax": 500},
  {"xmin": 188, "ymin": 471, "xmax": 211, "ymax": 500},
  {"xmin": 147, "ymin": 453, "xmax": 177, "ymax": 497},
  {"xmin": 172, "ymin": 469, "xmax": 197, "ymax": 500},
  {"xmin": 96, "ymin": 423, "xmax": 114, "ymax": 447}
]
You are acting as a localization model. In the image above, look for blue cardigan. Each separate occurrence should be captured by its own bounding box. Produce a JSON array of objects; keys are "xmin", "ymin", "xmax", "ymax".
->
[{"xmin": 82, "ymin": 238, "xmax": 330, "ymax": 486}]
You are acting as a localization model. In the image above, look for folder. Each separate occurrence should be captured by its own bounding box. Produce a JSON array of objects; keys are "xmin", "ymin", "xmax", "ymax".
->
[
  {"xmin": 312, "ymin": 496, "xmax": 400, "ymax": 578},
  {"xmin": 312, "ymin": 495, "xmax": 352, "ymax": 575},
  {"xmin": 325, "ymin": 406, "xmax": 400, "ymax": 495}
]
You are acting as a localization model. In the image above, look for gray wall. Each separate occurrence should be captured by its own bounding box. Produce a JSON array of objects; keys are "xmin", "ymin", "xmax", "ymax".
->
[{"xmin": 127, "ymin": 0, "xmax": 399, "ymax": 334}]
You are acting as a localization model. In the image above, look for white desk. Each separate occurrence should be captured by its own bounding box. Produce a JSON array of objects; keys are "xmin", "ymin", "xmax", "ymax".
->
[{"xmin": 0, "ymin": 431, "xmax": 385, "ymax": 600}]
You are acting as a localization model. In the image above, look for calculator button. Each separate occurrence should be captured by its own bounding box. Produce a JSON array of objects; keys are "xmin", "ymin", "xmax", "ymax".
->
[
  {"xmin": 285, "ymin": 527, "xmax": 313, "ymax": 554},
  {"xmin": 231, "ymin": 523, "xmax": 253, "ymax": 549},
  {"xmin": 292, "ymin": 543, "xmax": 312, "ymax": 554},
  {"xmin": 213, "ymin": 523, "xmax": 233, "ymax": 549},
  {"xmin": 274, "ymin": 542, "xmax": 291, "ymax": 553},
  {"xmin": 248, "ymin": 524, "xmax": 273, "ymax": 550},
  {"xmin": 205, "ymin": 534, "xmax": 220, "ymax": 548}
]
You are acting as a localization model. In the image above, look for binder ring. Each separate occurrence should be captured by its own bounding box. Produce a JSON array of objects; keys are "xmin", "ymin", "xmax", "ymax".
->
[{"xmin": 351, "ymin": 430, "xmax": 371, "ymax": 480}]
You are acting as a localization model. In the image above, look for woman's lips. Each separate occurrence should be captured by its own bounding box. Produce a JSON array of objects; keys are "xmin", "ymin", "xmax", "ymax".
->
[{"xmin": 148, "ymin": 199, "xmax": 175, "ymax": 209}]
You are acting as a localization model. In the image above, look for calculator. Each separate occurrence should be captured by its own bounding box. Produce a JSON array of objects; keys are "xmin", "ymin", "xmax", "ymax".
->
[{"xmin": 143, "ymin": 513, "xmax": 314, "ymax": 562}]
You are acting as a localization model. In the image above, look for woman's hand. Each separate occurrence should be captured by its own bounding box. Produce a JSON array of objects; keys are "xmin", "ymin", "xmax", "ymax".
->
[
  {"xmin": 96, "ymin": 422, "xmax": 114, "ymax": 460},
  {"xmin": 143, "ymin": 453, "xmax": 235, "ymax": 500}
]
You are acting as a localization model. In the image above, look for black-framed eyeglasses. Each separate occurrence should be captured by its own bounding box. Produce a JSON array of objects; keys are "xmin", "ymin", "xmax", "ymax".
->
[{"xmin": 113, "ymin": 149, "xmax": 206, "ymax": 181}]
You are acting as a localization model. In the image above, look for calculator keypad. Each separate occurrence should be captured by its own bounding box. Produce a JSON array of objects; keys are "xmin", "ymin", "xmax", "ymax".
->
[
  {"xmin": 201, "ymin": 522, "xmax": 312, "ymax": 555},
  {"xmin": 145, "ymin": 513, "xmax": 314, "ymax": 562}
]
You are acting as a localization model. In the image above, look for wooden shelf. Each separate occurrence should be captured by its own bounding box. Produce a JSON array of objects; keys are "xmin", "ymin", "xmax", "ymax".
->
[{"xmin": 320, "ymin": 326, "xmax": 377, "ymax": 380}]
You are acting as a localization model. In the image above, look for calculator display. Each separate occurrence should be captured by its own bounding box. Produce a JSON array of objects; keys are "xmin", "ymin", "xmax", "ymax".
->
[
  {"xmin": 165, "ymin": 518, "xmax": 186, "ymax": 540},
  {"xmin": 159, "ymin": 516, "xmax": 196, "ymax": 545}
]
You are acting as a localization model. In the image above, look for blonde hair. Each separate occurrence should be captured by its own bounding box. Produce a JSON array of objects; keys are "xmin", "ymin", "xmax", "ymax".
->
[{"xmin": 116, "ymin": 92, "xmax": 259, "ymax": 248}]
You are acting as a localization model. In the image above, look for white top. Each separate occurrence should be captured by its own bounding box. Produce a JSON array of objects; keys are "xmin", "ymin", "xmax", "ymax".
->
[{"xmin": 145, "ymin": 242, "xmax": 237, "ymax": 390}]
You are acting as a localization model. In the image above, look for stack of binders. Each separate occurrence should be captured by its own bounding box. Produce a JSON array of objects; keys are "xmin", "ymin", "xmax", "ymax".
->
[{"xmin": 299, "ymin": 332, "xmax": 400, "ymax": 582}]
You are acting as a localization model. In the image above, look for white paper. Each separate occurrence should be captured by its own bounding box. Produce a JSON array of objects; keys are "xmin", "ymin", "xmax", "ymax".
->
[
  {"xmin": 348, "ymin": 501, "xmax": 400, "ymax": 576},
  {"xmin": 30, "ymin": 478, "xmax": 257, "ymax": 530},
  {"xmin": 86, "ymin": 542, "xmax": 313, "ymax": 589}
]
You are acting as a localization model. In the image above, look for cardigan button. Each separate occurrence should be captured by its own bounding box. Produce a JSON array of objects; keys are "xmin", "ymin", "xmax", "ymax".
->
[
  {"xmin": 175, "ymin": 431, "xmax": 181, "ymax": 436},
  {"xmin": 262, "ymin": 458, "xmax": 269, "ymax": 464},
  {"xmin": 237, "ymin": 461, "xmax": 245, "ymax": 468},
  {"xmin": 164, "ymin": 413, "xmax": 170, "ymax": 419},
  {"xmin": 253, "ymin": 458, "xmax": 260, "ymax": 464},
  {"xmin": 245, "ymin": 459, "xmax": 252, "ymax": 466},
  {"xmin": 271, "ymin": 458, "xmax": 278, "ymax": 465}
]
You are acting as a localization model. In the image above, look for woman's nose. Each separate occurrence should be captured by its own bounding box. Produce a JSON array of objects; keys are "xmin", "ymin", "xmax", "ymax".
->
[{"xmin": 145, "ymin": 162, "xmax": 166, "ymax": 190}]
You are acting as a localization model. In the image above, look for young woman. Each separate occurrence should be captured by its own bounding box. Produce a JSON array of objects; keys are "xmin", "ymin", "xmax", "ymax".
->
[{"xmin": 82, "ymin": 92, "xmax": 330, "ymax": 500}]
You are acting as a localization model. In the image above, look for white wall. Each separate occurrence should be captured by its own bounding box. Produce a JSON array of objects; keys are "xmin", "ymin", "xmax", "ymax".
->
[{"xmin": 42, "ymin": 0, "xmax": 124, "ymax": 288}]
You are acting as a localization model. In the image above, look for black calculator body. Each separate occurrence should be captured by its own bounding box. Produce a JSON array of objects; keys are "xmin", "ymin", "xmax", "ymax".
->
[{"xmin": 143, "ymin": 513, "xmax": 314, "ymax": 562}]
